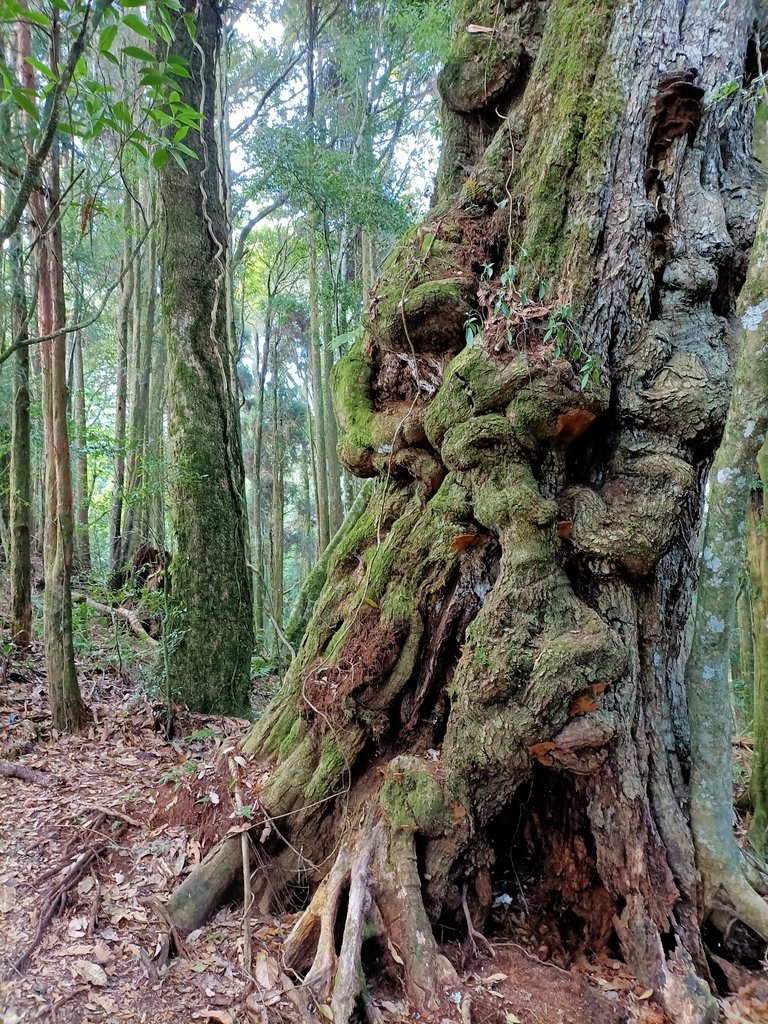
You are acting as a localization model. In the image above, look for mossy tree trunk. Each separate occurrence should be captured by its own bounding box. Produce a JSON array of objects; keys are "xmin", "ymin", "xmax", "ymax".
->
[
  {"xmin": 158, "ymin": 0, "xmax": 253, "ymax": 714},
  {"xmin": 735, "ymin": 577, "xmax": 754, "ymax": 729},
  {"xmin": 170, "ymin": 2, "xmax": 767, "ymax": 1019},
  {"xmin": 686, "ymin": 190, "xmax": 768, "ymax": 942},
  {"xmin": 747, "ymin": 441, "xmax": 768, "ymax": 854}
]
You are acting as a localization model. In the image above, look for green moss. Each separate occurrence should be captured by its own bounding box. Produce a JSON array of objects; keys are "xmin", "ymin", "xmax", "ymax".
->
[
  {"xmin": 380, "ymin": 756, "xmax": 449, "ymax": 836},
  {"xmin": 332, "ymin": 339, "xmax": 376, "ymax": 473},
  {"xmin": 380, "ymin": 583, "xmax": 418, "ymax": 625},
  {"xmin": 511, "ymin": 0, "xmax": 622, "ymax": 294},
  {"xmin": 305, "ymin": 735, "xmax": 348, "ymax": 799}
]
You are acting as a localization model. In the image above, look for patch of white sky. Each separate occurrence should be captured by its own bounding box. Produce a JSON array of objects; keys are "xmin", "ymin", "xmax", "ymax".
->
[{"xmin": 229, "ymin": 4, "xmax": 441, "ymax": 217}]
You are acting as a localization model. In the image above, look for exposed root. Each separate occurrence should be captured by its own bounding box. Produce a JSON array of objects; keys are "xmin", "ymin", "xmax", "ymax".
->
[
  {"xmin": 283, "ymin": 822, "xmax": 458, "ymax": 1024},
  {"xmin": 461, "ymin": 881, "xmax": 495, "ymax": 958},
  {"xmin": 710, "ymin": 863, "xmax": 768, "ymax": 943}
]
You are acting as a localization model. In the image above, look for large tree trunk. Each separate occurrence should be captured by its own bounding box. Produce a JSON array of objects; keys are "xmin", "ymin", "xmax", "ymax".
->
[
  {"xmin": 170, "ymin": 3, "xmax": 766, "ymax": 1019},
  {"xmin": 748, "ymin": 441, "xmax": 768, "ymax": 854},
  {"xmin": 158, "ymin": 0, "xmax": 253, "ymax": 714}
]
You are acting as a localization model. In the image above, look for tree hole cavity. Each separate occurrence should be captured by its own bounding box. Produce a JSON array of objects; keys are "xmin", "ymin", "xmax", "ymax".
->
[{"xmin": 485, "ymin": 768, "xmax": 621, "ymax": 962}]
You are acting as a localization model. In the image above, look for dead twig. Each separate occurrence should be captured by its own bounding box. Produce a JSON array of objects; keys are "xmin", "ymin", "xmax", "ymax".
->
[
  {"xmin": 11, "ymin": 813, "xmax": 126, "ymax": 974},
  {"xmin": 71, "ymin": 592, "xmax": 159, "ymax": 650}
]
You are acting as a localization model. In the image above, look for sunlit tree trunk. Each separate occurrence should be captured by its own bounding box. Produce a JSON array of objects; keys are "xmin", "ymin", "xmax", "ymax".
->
[{"xmin": 159, "ymin": 0, "xmax": 253, "ymax": 714}]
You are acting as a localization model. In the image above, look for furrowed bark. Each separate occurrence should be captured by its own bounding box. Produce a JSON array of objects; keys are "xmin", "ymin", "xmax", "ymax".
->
[
  {"xmin": 159, "ymin": 0, "xmax": 253, "ymax": 714},
  {"xmin": 171, "ymin": 3, "xmax": 766, "ymax": 1020}
]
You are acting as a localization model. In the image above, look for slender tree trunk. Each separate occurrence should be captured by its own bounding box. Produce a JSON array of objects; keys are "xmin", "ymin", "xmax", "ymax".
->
[
  {"xmin": 72, "ymin": 326, "xmax": 91, "ymax": 573},
  {"xmin": 270, "ymin": 339, "xmax": 284, "ymax": 646},
  {"xmin": 308, "ymin": 211, "xmax": 330, "ymax": 553},
  {"xmin": 122, "ymin": 199, "xmax": 156, "ymax": 562},
  {"xmin": 9, "ymin": 226, "xmax": 32, "ymax": 646},
  {"xmin": 38, "ymin": 134, "xmax": 83, "ymax": 731},
  {"xmin": 158, "ymin": 0, "xmax": 253, "ymax": 714},
  {"xmin": 253, "ymin": 317, "xmax": 271, "ymax": 636},
  {"xmin": 321, "ymin": 245, "xmax": 343, "ymax": 536},
  {"xmin": 146, "ymin": 328, "xmax": 166, "ymax": 550},
  {"xmin": 109, "ymin": 193, "xmax": 133, "ymax": 582}
]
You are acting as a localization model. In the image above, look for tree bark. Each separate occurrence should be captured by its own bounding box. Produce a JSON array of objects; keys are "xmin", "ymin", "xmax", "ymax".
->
[
  {"xmin": 321, "ymin": 243, "xmax": 343, "ymax": 536},
  {"xmin": 252, "ymin": 318, "xmax": 271, "ymax": 637},
  {"xmin": 686, "ymin": 189, "xmax": 768, "ymax": 937},
  {"xmin": 308, "ymin": 209, "xmax": 330, "ymax": 553},
  {"xmin": 9, "ymin": 225, "xmax": 32, "ymax": 646},
  {"xmin": 270, "ymin": 336, "xmax": 285, "ymax": 657},
  {"xmin": 109, "ymin": 193, "xmax": 133, "ymax": 583},
  {"xmin": 122, "ymin": 194, "xmax": 156, "ymax": 562},
  {"xmin": 38, "ymin": 133, "xmax": 84, "ymax": 732},
  {"xmin": 158, "ymin": 0, "xmax": 254, "ymax": 714},
  {"xmin": 170, "ymin": 3, "xmax": 766, "ymax": 1020},
  {"xmin": 747, "ymin": 441, "xmax": 768, "ymax": 854},
  {"xmin": 72, "ymin": 324, "xmax": 91, "ymax": 573}
]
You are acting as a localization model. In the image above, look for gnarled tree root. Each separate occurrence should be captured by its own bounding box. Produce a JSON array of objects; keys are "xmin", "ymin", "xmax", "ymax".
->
[
  {"xmin": 698, "ymin": 842, "xmax": 768, "ymax": 943},
  {"xmin": 282, "ymin": 822, "xmax": 457, "ymax": 1024}
]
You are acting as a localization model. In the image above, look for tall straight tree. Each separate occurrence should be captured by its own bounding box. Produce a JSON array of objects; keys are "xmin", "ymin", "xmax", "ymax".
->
[
  {"xmin": 8, "ymin": 226, "xmax": 32, "ymax": 646},
  {"xmin": 36, "ymin": 140, "xmax": 84, "ymax": 731},
  {"xmin": 158, "ymin": 0, "xmax": 253, "ymax": 714}
]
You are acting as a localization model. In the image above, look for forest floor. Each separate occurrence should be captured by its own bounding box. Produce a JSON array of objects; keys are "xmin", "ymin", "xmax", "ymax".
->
[{"xmin": 1, "ymin": 585, "xmax": 767, "ymax": 1024}]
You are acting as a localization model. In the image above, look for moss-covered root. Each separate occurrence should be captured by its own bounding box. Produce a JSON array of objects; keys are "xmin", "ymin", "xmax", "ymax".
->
[
  {"xmin": 282, "ymin": 763, "xmax": 460, "ymax": 1024},
  {"xmin": 165, "ymin": 836, "xmax": 244, "ymax": 936}
]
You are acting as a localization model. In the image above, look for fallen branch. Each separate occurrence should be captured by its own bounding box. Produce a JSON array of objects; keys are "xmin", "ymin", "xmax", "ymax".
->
[
  {"xmin": 71, "ymin": 593, "xmax": 159, "ymax": 650},
  {"xmin": 0, "ymin": 760, "xmax": 58, "ymax": 786},
  {"xmin": 10, "ymin": 812, "xmax": 129, "ymax": 974}
]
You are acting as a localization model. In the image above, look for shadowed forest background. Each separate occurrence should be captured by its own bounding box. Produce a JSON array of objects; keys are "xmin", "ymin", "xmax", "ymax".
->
[{"xmin": 3, "ymin": 1, "xmax": 768, "ymax": 1023}]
